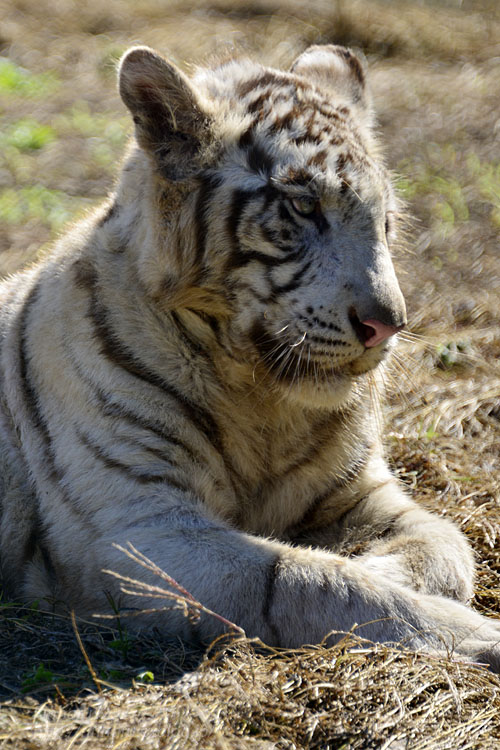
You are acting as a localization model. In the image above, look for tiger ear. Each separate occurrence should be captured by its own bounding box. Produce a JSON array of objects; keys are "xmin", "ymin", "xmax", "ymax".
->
[
  {"xmin": 119, "ymin": 46, "xmax": 212, "ymax": 181},
  {"xmin": 291, "ymin": 45, "xmax": 372, "ymax": 123}
]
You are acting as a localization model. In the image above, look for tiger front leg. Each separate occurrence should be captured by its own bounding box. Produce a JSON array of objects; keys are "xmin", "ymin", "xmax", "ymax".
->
[
  {"xmin": 339, "ymin": 473, "xmax": 475, "ymax": 603},
  {"xmin": 91, "ymin": 503, "xmax": 500, "ymax": 670}
]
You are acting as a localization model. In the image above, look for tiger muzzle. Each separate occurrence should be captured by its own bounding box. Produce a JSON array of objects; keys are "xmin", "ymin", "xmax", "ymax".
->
[{"xmin": 346, "ymin": 255, "xmax": 407, "ymax": 349}]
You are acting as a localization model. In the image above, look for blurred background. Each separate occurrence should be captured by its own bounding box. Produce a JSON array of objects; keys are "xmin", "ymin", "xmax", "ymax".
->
[{"xmin": 0, "ymin": 0, "xmax": 499, "ymax": 607}]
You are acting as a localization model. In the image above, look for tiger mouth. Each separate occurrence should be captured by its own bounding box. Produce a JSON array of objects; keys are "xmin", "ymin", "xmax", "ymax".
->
[
  {"xmin": 252, "ymin": 328, "xmax": 388, "ymax": 383},
  {"xmin": 262, "ymin": 350, "xmax": 382, "ymax": 383}
]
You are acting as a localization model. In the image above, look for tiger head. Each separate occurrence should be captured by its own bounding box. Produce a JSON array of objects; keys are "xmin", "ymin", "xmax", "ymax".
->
[{"xmin": 117, "ymin": 45, "xmax": 406, "ymax": 408}]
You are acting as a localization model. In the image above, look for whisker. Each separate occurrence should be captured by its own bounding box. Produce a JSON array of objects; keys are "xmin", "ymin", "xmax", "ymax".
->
[
  {"xmin": 340, "ymin": 176, "xmax": 363, "ymax": 203},
  {"xmin": 281, "ymin": 345, "xmax": 298, "ymax": 381},
  {"xmin": 293, "ymin": 342, "xmax": 307, "ymax": 393},
  {"xmin": 367, "ymin": 372, "xmax": 384, "ymax": 436},
  {"xmin": 398, "ymin": 331, "xmax": 487, "ymax": 367},
  {"xmin": 290, "ymin": 331, "xmax": 307, "ymax": 348},
  {"xmin": 389, "ymin": 353, "xmax": 419, "ymax": 399}
]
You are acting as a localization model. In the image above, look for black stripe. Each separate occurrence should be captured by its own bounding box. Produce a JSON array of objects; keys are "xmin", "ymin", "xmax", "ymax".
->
[
  {"xmin": 23, "ymin": 518, "xmax": 39, "ymax": 564},
  {"xmin": 268, "ymin": 107, "xmax": 301, "ymax": 135},
  {"xmin": 98, "ymin": 202, "xmax": 120, "ymax": 227},
  {"xmin": 87, "ymin": 287, "xmax": 222, "ymax": 452},
  {"xmin": 339, "ymin": 47, "xmax": 365, "ymax": 86},
  {"xmin": 246, "ymin": 92, "xmax": 268, "ymax": 114},
  {"xmin": 278, "ymin": 201, "xmax": 299, "ymax": 228},
  {"xmin": 193, "ymin": 173, "xmax": 221, "ymax": 278},
  {"xmin": 78, "ymin": 430, "xmax": 191, "ymax": 494},
  {"xmin": 18, "ymin": 286, "xmax": 61, "ymax": 471},
  {"xmin": 251, "ymin": 318, "xmax": 351, "ymax": 383},
  {"xmin": 17, "ymin": 282, "xmax": 97, "ymax": 529},
  {"xmin": 260, "ymin": 224, "xmax": 301, "ymax": 257},
  {"xmin": 274, "ymin": 413, "xmax": 343, "ymax": 480},
  {"xmin": 226, "ymin": 187, "xmax": 303, "ymax": 271},
  {"xmin": 292, "ymin": 444, "xmax": 371, "ymax": 534},
  {"xmin": 73, "ymin": 257, "xmax": 98, "ymax": 290},
  {"xmin": 120, "ymin": 434, "xmax": 184, "ymax": 469},
  {"xmin": 311, "ymin": 211, "xmax": 329, "ymax": 235},
  {"xmin": 293, "ymin": 133, "xmax": 321, "ymax": 147},
  {"xmin": 226, "ymin": 184, "xmax": 276, "ymax": 251},
  {"xmin": 170, "ymin": 310, "xmax": 212, "ymax": 360},
  {"xmin": 226, "ymin": 189, "xmax": 256, "ymax": 254},
  {"xmin": 238, "ymin": 126, "xmax": 255, "ymax": 147},
  {"xmin": 237, "ymin": 72, "xmax": 285, "ymax": 98},
  {"xmin": 269, "ymin": 260, "xmax": 311, "ymax": 295},
  {"xmin": 186, "ymin": 308, "xmax": 221, "ymax": 339},
  {"xmin": 185, "ymin": 308, "xmax": 245, "ymax": 363},
  {"xmin": 228, "ymin": 248, "xmax": 303, "ymax": 271},
  {"xmin": 262, "ymin": 184, "xmax": 279, "ymax": 212},
  {"xmin": 22, "ymin": 509, "xmax": 57, "ymax": 584},
  {"xmin": 246, "ymin": 143, "xmax": 273, "ymax": 176},
  {"xmin": 259, "ymin": 224, "xmax": 279, "ymax": 246},
  {"xmin": 232, "ymin": 280, "xmax": 276, "ymax": 306},
  {"xmin": 250, "ymin": 319, "xmax": 291, "ymax": 374},
  {"xmin": 66, "ymin": 334, "xmax": 212, "ymax": 468},
  {"xmin": 106, "ymin": 405, "xmax": 203, "ymax": 465},
  {"xmin": 262, "ymin": 555, "xmax": 281, "ymax": 645}
]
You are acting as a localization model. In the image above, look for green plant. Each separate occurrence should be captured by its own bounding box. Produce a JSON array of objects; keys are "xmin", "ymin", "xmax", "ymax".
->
[
  {"xmin": 0, "ymin": 185, "xmax": 83, "ymax": 231},
  {"xmin": 104, "ymin": 592, "xmax": 133, "ymax": 660},
  {"xmin": 4, "ymin": 118, "xmax": 55, "ymax": 151},
  {"xmin": 0, "ymin": 58, "xmax": 59, "ymax": 97},
  {"xmin": 21, "ymin": 663, "xmax": 55, "ymax": 692}
]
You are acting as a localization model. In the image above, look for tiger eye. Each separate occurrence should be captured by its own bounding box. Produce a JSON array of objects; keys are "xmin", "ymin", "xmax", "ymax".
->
[{"xmin": 291, "ymin": 196, "xmax": 317, "ymax": 216}]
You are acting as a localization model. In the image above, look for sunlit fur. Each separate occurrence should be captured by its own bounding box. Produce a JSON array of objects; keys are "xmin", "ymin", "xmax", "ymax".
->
[{"xmin": 0, "ymin": 45, "xmax": 499, "ymax": 667}]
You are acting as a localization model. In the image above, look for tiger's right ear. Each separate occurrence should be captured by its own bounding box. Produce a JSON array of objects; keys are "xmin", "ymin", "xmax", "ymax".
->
[
  {"xmin": 290, "ymin": 45, "xmax": 373, "ymax": 126},
  {"xmin": 119, "ymin": 47, "xmax": 212, "ymax": 181}
]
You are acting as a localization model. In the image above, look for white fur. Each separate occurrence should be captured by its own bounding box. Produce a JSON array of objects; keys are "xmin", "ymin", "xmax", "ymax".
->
[{"xmin": 0, "ymin": 45, "xmax": 498, "ymax": 669}]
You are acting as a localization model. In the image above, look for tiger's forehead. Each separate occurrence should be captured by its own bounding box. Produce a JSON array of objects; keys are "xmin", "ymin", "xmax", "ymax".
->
[{"xmin": 197, "ymin": 59, "xmax": 389, "ymax": 208}]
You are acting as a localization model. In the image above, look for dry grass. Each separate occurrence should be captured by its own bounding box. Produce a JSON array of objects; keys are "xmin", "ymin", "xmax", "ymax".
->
[
  {"xmin": 0, "ymin": 0, "xmax": 499, "ymax": 747},
  {"xmin": 3, "ymin": 634, "xmax": 500, "ymax": 749}
]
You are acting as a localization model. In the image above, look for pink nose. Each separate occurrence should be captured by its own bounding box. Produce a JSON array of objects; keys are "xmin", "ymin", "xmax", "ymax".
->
[{"xmin": 361, "ymin": 319, "xmax": 404, "ymax": 348}]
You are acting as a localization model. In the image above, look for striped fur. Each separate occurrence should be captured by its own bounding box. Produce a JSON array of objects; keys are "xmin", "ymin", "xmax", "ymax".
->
[{"xmin": 0, "ymin": 45, "xmax": 499, "ymax": 667}]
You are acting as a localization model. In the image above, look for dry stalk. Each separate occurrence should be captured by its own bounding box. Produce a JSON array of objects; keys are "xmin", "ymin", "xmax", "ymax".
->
[
  {"xmin": 100, "ymin": 542, "xmax": 246, "ymax": 637},
  {"xmin": 70, "ymin": 610, "xmax": 102, "ymax": 694}
]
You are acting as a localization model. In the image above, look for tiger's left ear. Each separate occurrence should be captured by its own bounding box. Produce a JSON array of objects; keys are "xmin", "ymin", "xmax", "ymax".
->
[
  {"xmin": 119, "ymin": 46, "xmax": 213, "ymax": 181},
  {"xmin": 291, "ymin": 45, "xmax": 373, "ymax": 125}
]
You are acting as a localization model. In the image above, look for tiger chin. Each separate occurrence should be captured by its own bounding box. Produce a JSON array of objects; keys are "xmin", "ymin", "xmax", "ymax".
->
[{"xmin": 1, "ymin": 44, "xmax": 499, "ymax": 671}]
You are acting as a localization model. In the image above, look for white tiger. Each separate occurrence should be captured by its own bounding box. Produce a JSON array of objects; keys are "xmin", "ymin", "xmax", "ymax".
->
[{"xmin": 0, "ymin": 44, "xmax": 499, "ymax": 667}]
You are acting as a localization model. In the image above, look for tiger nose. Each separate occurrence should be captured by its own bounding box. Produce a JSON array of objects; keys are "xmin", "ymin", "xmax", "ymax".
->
[
  {"xmin": 349, "ymin": 310, "xmax": 405, "ymax": 348},
  {"xmin": 361, "ymin": 318, "xmax": 404, "ymax": 347}
]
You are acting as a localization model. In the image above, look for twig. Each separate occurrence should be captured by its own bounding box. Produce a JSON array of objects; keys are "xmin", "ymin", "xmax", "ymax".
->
[
  {"xmin": 101, "ymin": 543, "xmax": 246, "ymax": 637},
  {"xmin": 71, "ymin": 610, "xmax": 102, "ymax": 694}
]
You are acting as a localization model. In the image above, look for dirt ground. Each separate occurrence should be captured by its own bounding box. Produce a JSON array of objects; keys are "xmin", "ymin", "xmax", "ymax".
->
[{"xmin": 0, "ymin": 0, "xmax": 499, "ymax": 747}]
